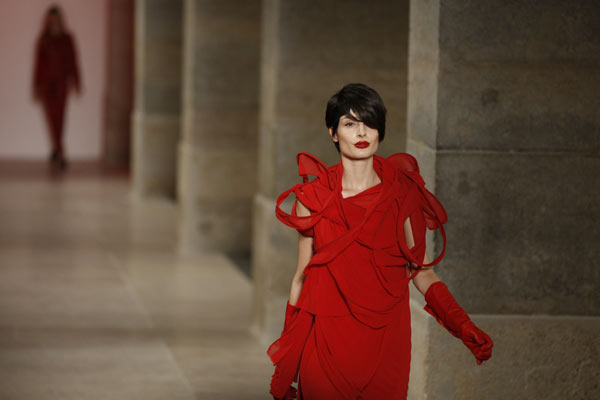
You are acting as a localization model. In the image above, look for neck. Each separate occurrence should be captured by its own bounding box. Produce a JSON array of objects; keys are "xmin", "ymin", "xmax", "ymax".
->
[{"xmin": 340, "ymin": 154, "xmax": 380, "ymax": 190}]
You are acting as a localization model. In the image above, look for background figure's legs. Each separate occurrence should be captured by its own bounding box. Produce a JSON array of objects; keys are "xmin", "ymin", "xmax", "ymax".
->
[{"xmin": 42, "ymin": 87, "xmax": 67, "ymax": 166}]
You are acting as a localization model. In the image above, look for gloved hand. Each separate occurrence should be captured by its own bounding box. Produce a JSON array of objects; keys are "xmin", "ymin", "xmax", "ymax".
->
[
  {"xmin": 272, "ymin": 385, "xmax": 297, "ymax": 400},
  {"xmin": 423, "ymin": 281, "xmax": 493, "ymax": 365},
  {"xmin": 283, "ymin": 301, "xmax": 299, "ymax": 332},
  {"xmin": 271, "ymin": 301, "xmax": 300, "ymax": 399}
]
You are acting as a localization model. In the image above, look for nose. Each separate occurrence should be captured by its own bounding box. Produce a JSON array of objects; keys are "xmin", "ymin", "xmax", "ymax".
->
[{"xmin": 357, "ymin": 122, "xmax": 366, "ymax": 137}]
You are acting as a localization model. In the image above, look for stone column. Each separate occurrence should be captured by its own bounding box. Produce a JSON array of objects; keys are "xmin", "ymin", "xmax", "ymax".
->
[
  {"xmin": 104, "ymin": 0, "xmax": 134, "ymax": 167},
  {"xmin": 407, "ymin": 1, "xmax": 600, "ymax": 398},
  {"xmin": 177, "ymin": 0, "xmax": 261, "ymax": 254},
  {"xmin": 131, "ymin": 0, "xmax": 182, "ymax": 198},
  {"xmin": 252, "ymin": 0, "xmax": 410, "ymax": 343}
]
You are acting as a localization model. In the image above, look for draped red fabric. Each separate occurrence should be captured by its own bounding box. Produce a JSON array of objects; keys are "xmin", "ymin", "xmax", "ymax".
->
[{"xmin": 268, "ymin": 152, "xmax": 448, "ymax": 399}]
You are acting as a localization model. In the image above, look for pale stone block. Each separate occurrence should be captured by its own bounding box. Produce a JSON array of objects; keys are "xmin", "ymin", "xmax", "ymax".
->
[
  {"xmin": 177, "ymin": 144, "xmax": 257, "ymax": 200},
  {"xmin": 131, "ymin": 0, "xmax": 182, "ymax": 198},
  {"xmin": 251, "ymin": 192, "xmax": 297, "ymax": 344},
  {"xmin": 178, "ymin": 0, "xmax": 260, "ymax": 255},
  {"xmin": 131, "ymin": 111, "xmax": 180, "ymax": 198},
  {"xmin": 177, "ymin": 144, "xmax": 258, "ymax": 253},
  {"xmin": 438, "ymin": 1, "xmax": 600, "ymax": 63},
  {"xmin": 435, "ymin": 153, "xmax": 600, "ymax": 315},
  {"xmin": 425, "ymin": 314, "xmax": 600, "ymax": 400},
  {"xmin": 407, "ymin": 0, "xmax": 440, "ymax": 150},
  {"xmin": 408, "ymin": 284, "xmax": 433, "ymax": 400},
  {"xmin": 437, "ymin": 65, "xmax": 600, "ymax": 152}
]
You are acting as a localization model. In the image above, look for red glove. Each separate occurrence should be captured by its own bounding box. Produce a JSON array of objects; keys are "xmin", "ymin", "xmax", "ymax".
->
[
  {"xmin": 424, "ymin": 281, "xmax": 493, "ymax": 365},
  {"xmin": 273, "ymin": 385, "xmax": 297, "ymax": 400},
  {"xmin": 271, "ymin": 301, "xmax": 300, "ymax": 400},
  {"xmin": 283, "ymin": 301, "xmax": 299, "ymax": 332}
]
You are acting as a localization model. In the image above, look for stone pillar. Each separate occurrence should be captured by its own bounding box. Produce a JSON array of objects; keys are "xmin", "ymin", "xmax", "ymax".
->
[
  {"xmin": 252, "ymin": 0, "xmax": 410, "ymax": 343},
  {"xmin": 131, "ymin": 0, "xmax": 182, "ymax": 198},
  {"xmin": 104, "ymin": 0, "xmax": 134, "ymax": 167},
  {"xmin": 407, "ymin": 1, "xmax": 600, "ymax": 398},
  {"xmin": 177, "ymin": 0, "xmax": 261, "ymax": 254}
]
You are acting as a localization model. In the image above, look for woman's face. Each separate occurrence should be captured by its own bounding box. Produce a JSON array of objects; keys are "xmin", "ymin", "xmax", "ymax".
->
[
  {"xmin": 48, "ymin": 14, "xmax": 61, "ymax": 35},
  {"xmin": 329, "ymin": 109, "xmax": 379, "ymax": 159}
]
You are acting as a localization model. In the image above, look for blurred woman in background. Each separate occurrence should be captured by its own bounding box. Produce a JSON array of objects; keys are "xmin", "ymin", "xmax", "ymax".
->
[{"xmin": 33, "ymin": 5, "xmax": 81, "ymax": 169}]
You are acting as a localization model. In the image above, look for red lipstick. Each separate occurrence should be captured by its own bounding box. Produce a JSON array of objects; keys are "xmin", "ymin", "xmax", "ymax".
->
[{"xmin": 354, "ymin": 141, "xmax": 369, "ymax": 149}]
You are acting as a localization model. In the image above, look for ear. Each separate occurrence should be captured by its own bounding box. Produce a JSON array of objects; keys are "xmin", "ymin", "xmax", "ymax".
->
[{"xmin": 328, "ymin": 127, "xmax": 338, "ymax": 142}]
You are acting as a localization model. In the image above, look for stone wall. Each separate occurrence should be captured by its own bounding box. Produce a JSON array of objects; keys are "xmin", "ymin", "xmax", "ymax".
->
[
  {"xmin": 177, "ymin": 0, "xmax": 261, "ymax": 254},
  {"xmin": 407, "ymin": 0, "xmax": 600, "ymax": 398}
]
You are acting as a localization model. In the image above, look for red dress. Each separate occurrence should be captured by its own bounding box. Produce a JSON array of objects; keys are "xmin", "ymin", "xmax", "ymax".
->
[{"xmin": 267, "ymin": 152, "xmax": 448, "ymax": 399}]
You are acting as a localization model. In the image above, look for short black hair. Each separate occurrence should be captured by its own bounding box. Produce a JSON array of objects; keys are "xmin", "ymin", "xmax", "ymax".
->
[
  {"xmin": 49, "ymin": 4, "xmax": 60, "ymax": 15},
  {"xmin": 325, "ymin": 83, "xmax": 387, "ymax": 152}
]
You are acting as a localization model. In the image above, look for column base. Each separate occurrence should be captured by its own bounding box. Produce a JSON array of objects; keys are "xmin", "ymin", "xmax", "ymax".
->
[{"xmin": 131, "ymin": 110, "xmax": 179, "ymax": 198}]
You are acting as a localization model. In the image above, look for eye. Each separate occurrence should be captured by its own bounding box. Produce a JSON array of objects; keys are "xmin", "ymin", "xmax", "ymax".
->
[{"xmin": 344, "ymin": 122, "xmax": 355, "ymax": 127}]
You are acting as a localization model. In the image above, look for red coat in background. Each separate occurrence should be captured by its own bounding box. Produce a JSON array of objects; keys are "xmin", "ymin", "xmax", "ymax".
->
[
  {"xmin": 33, "ymin": 25, "xmax": 81, "ymax": 164},
  {"xmin": 268, "ymin": 152, "xmax": 448, "ymax": 399}
]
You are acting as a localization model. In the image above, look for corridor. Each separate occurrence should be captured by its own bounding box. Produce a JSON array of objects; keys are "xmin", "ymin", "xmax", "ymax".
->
[
  {"xmin": 0, "ymin": 162, "xmax": 272, "ymax": 400},
  {"xmin": 0, "ymin": 0, "xmax": 598, "ymax": 398}
]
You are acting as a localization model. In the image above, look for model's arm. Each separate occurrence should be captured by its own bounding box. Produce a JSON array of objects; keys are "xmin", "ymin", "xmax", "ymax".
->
[
  {"xmin": 403, "ymin": 216, "xmax": 440, "ymax": 295},
  {"xmin": 289, "ymin": 200, "xmax": 313, "ymax": 306},
  {"xmin": 403, "ymin": 214, "xmax": 494, "ymax": 364}
]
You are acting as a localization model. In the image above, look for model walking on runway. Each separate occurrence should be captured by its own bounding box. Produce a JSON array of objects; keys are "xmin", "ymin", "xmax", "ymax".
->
[
  {"xmin": 33, "ymin": 5, "xmax": 81, "ymax": 169},
  {"xmin": 267, "ymin": 83, "xmax": 493, "ymax": 399}
]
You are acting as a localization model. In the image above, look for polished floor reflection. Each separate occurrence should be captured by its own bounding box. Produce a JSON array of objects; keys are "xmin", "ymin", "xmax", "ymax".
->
[{"xmin": 0, "ymin": 162, "xmax": 272, "ymax": 400}]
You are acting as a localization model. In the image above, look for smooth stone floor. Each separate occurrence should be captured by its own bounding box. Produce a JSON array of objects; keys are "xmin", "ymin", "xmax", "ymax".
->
[{"xmin": 0, "ymin": 161, "xmax": 273, "ymax": 400}]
